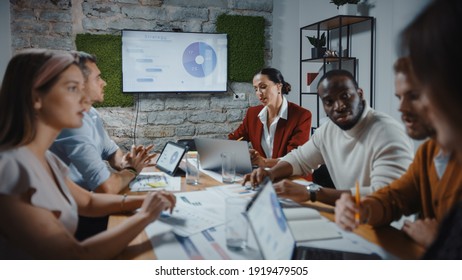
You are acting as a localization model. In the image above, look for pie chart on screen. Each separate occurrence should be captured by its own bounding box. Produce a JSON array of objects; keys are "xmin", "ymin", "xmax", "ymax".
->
[{"xmin": 182, "ymin": 42, "xmax": 217, "ymax": 77}]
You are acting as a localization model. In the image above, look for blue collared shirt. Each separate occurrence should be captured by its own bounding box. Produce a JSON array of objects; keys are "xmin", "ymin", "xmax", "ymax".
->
[{"xmin": 50, "ymin": 107, "xmax": 119, "ymax": 191}]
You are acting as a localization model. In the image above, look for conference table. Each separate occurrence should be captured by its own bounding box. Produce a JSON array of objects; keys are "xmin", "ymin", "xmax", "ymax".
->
[{"xmin": 109, "ymin": 169, "xmax": 425, "ymax": 260}]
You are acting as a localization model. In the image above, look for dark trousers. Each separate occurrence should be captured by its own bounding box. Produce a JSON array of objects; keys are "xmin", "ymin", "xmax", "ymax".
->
[
  {"xmin": 75, "ymin": 215, "xmax": 109, "ymax": 241},
  {"xmin": 312, "ymin": 164, "xmax": 336, "ymax": 189}
]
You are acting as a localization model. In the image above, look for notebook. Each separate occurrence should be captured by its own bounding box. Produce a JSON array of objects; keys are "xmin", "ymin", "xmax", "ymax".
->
[
  {"xmin": 245, "ymin": 178, "xmax": 382, "ymax": 260},
  {"xmin": 155, "ymin": 141, "xmax": 187, "ymax": 176},
  {"xmin": 194, "ymin": 138, "xmax": 252, "ymax": 174},
  {"xmin": 282, "ymin": 207, "xmax": 341, "ymax": 242}
]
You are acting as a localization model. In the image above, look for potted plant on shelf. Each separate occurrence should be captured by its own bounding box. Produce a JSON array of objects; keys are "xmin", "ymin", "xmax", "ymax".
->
[
  {"xmin": 306, "ymin": 32, "xmax": 326, "ymax": 59},
  {"xmin": 331, "ymin": 0, "xmax": 360, "ymax": 15}
]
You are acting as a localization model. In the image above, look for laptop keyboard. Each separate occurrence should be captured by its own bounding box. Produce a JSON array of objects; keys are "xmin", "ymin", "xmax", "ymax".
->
[
  {"xmin": 295, "ymin": 246, "xmax": 381, "ymax": 260},
  {"xmin": 296, "ymin": 247, "xmax": 344, "ymax": 260}
]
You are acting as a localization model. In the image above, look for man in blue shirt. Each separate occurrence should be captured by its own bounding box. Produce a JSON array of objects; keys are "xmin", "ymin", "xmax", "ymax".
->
[{"xmin": 50, "ymin": 52, "xmax": 155, "ymax": 239}]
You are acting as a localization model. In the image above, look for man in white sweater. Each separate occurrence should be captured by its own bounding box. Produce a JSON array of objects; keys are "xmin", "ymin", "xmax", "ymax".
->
[{"xmin": 244, "ymin": 69, "xmax": 414, "ymax": 205}]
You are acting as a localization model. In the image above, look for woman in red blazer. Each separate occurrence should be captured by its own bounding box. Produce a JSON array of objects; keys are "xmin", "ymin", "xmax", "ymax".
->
[{"xmin": 229, "ymin": 68, "xmax": 312, "ymax": 168}]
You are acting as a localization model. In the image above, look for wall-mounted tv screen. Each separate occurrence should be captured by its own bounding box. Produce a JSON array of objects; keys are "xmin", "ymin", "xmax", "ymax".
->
[{"xmin": 122, "ymin": 30, "xmax": 227, "ymax": 93}]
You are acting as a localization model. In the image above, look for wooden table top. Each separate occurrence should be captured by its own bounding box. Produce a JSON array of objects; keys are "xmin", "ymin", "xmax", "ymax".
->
[{"xmin": 109, "ymin": 169, "xmax": 425, "ymax": 260}]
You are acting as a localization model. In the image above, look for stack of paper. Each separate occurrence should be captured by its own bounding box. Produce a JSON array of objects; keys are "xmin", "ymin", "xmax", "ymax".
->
[
  {"xmin": 158, "ymin": 190, "xmax": 226, "ymax": 236},
  {"xmin": 129, "ymin": 172, "xmax": 181, "ymax": 192}
]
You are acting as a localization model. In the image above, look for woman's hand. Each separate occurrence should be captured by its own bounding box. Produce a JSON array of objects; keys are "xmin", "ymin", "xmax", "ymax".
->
[
  {"xmin": 249, "ymin": 149, "xmax": 266, "ymax": 167},
  {"xmin": 138, "ymin": 191, "xmax": 176, "ymax": 223}
]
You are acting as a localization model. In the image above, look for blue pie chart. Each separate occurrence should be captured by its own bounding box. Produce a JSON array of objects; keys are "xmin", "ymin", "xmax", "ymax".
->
[{"xmin": 182, "ymin": 42, "xmax": 217, "ymax": 77}]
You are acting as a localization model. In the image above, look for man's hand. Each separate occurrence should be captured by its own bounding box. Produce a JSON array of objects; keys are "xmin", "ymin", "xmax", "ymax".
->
[
  {"xmin": 242, "ymin": 167, "xmax": 271, "ymax": 188},
  {"xmin": 335, "ymin": 193, "xmax": 374, "ymax": 231},
  {"xmin": 335, "ymin": 193, "xmax": 360, "ymax": 231},
  {"xmin": 402, "ymin": 218, "xmax": 438, "ymax": 248},
  {"xmin": 123, "ymin": 144, "xmax": 157, "ymax": 174},
  {"xmin": 273, "ymin": 179, "xmax": 310, "ymax": 203}
]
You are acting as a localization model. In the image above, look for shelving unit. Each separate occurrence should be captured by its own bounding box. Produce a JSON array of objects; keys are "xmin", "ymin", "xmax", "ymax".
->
[{"xmin": 300, "ymin": 15, "xmax": 375, "ymax": 130}]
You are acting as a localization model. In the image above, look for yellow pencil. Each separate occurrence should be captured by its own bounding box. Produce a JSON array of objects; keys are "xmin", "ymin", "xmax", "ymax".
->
[
  {"xmin": 355, "ymin": 180, "xmax": 360, "ymax": 223},
  {"xmin": 236, "ymin": 137, "xmax": 244, "ymax": 141}
]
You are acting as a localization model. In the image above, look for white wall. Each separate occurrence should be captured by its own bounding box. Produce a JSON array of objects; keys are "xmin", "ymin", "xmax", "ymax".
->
[
  {"xmin": 272, "ymin": 0, "xmax": 300, "ymax": 104},
  {"xmin": 0, "ymin": 0, "xmax": 12, "ymax": 80},
  {"xmin": 373, "ymin": 0, "xmax": 431, "ymax": 121},
  {"xmin": 272, "ymin": 0, "xmax": 431, "ymax": 123}
]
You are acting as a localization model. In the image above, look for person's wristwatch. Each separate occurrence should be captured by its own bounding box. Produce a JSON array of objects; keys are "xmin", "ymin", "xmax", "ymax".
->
[{"xmin": 306, "ymin": 183, "xmax": 322, "ymax": 202}]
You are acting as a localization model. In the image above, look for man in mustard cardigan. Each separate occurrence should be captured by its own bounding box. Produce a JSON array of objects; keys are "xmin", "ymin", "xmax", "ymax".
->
[{"xmin": 335, "ymin": 57, "xmax": 462, "ymax": 248}]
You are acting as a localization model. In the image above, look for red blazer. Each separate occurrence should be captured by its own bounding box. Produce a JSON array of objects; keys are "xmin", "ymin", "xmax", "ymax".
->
[{"xmin": 229, "ymin": 102, "xmax": 312, "ymax": 159}]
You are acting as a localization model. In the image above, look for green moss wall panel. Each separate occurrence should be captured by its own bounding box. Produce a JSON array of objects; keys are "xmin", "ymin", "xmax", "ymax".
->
[
  {"xmin": 216, "ymin": 14, "xmax": 265, "ymax": 82},
  {"xmin": 75, "ymin": 33, "xmax": 134, "ymax": 107}
]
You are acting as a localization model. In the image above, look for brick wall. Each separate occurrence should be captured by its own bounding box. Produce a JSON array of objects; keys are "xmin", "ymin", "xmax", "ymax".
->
[{"xmin": 10, "ymin": 0, "xmax": 273, "ymax": 151}]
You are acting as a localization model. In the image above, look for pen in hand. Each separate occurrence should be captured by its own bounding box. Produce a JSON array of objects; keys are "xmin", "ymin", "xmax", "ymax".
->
[{"xmin": 355, "ymin": 180, "xmax": 360, "ymax": 224}]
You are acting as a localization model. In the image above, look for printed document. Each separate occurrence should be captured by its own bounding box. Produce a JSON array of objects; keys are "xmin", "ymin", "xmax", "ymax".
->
[{"xmin": 129, "ymin": 172, "xmax": 181, "ymax": 192}]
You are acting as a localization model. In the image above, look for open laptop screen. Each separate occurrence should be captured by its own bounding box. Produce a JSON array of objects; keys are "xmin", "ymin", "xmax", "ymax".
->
[
  {"xmin": 194, "ymin": 138, "xmax": 252, "ymax": 174},
  {"xmin": 247, "ymin": 180, "xmax": 383, "ymax": 260},
  {"xmin": 246, "ymin": 179, "xmax": 295, "ymax": 260}
]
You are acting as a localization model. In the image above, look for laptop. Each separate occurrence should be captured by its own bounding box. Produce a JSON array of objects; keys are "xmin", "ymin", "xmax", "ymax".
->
[
  {"xmin": 194, "ymin": 138, "xmax": 253, "ymax": 174},
  {"xmin": 155, "ymin": 141, "xmax": 187, "ymax": 176},
  {"xmin": 246, "ymin": 178, "xmax": 382, "ymax": 260}
]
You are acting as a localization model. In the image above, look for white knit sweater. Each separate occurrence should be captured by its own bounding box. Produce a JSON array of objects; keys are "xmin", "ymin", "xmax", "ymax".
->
[{"xmin": 282, "ymin": 105, "xmax": 414, "ymax": 193}]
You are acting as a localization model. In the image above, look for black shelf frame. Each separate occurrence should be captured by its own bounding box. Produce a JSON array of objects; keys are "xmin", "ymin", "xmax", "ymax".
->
[{"xmin": 299, "ymin": 15, "xmax": 375, "ymax": 129}]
